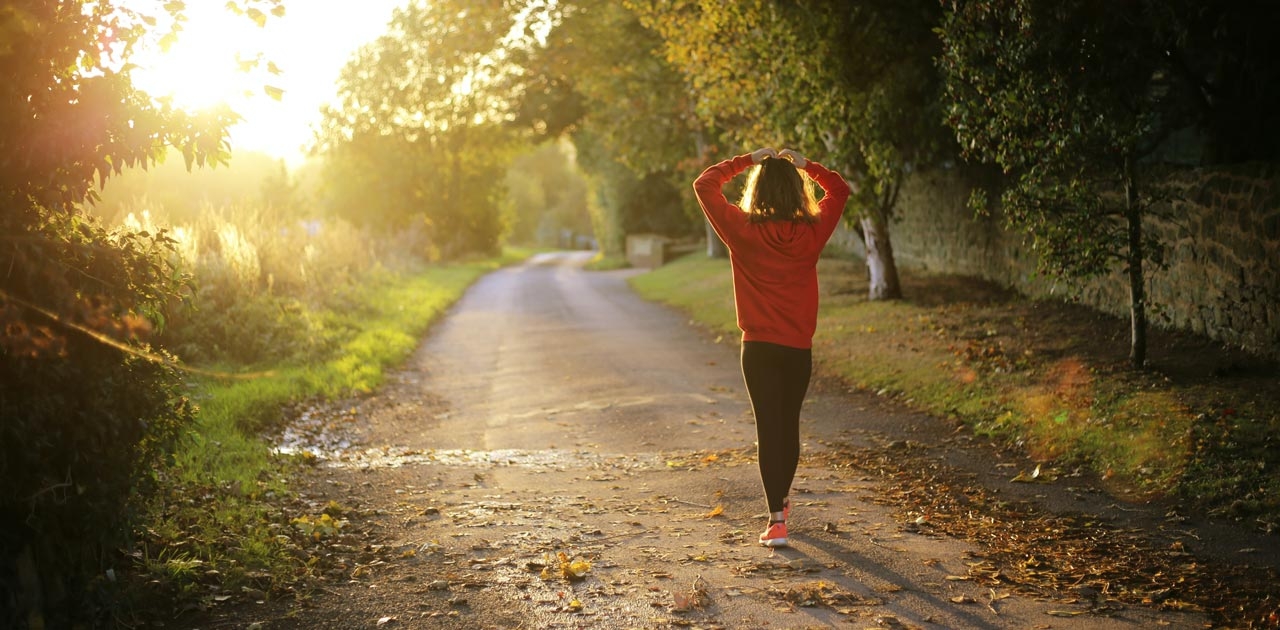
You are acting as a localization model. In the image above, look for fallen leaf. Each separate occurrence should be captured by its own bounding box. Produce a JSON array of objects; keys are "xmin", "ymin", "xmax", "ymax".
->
[{"xmin": 704, "ymin": 504, "xmax": 724, "ymax": 518}]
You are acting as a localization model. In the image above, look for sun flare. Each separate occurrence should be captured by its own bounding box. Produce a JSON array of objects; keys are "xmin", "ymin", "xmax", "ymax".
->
[
  {"xmin": 125, "ymin": 0, "xmax": 406, "ymax": 165},
  {"xmin": 129, "ymin": 3, "xmax": 264, "ymax": 110}
]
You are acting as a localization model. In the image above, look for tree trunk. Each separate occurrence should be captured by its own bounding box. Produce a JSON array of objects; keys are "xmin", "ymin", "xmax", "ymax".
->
[
  {"xmin": 692, "ymin": 128, "xmax": 728, "ymax": 259},
  {"xmin": 705, "ymin": 219, "xmax": 728, "ymax": 258},
  {"xmin": 861, "ymin": 206, "xmax": 902, "ymax": 300},
  {"xmin": 1123, "ymin": 155, "xmax": 1147, "ymax": 368}
]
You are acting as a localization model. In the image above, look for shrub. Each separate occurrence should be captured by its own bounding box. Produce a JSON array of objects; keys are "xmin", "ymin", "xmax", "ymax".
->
[
  {"xmin": 1, "ymin": 209, "xmax": 196, "ymax": 628},
  {"xmin": 120, "ymin": 203, "xmax": 389, "ymax": 367}
]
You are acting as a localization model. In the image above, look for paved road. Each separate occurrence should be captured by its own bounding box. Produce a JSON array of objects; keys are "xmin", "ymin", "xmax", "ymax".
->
[
  {"xmin": 230, "ymin": 251, "xmax": 1209, "ymax": 629},
  {"xmin": 382, "ymin": 250, "xmax": 753, "ymax": 454}
]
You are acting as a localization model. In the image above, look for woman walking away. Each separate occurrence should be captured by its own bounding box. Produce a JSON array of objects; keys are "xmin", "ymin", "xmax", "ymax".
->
[{"xmin": 693, "ymin": 147, "xmax": 850, "ymax": 547}]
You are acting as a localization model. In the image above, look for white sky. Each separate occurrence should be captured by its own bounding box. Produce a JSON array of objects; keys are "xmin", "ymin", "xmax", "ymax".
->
[{"xmin": 130, "ymin": 1, "xmax": 409, "ymax": 167}]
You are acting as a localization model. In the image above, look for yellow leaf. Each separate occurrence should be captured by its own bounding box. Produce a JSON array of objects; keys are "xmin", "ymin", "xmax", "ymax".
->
[
  {"xmin": 567, "ymin": 559, "xmax": 591, "ymax": 578},
  {"xmin": 704, "ymin": 504, "xmax": 724, "ymax": 518}
]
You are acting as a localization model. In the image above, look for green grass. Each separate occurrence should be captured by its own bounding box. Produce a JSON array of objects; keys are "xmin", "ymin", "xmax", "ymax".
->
[
  {"xmin": 135, "ymin": 250, "xmax": 528, "ymax": 602},
  {"xmin": 582, "ymin": 251, "xmax": 631, "ymax": 271},
  {"xmin": 629, "ymin": 255, "xmax": 738, "ymax": 338},
  {"xmin": 628, "ymin": 253, "xmax": 1279, "ymax": 519}
]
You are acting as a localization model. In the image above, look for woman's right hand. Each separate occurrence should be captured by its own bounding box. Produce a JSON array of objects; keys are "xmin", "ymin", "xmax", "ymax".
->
[
  {"xmin": 750, "ymin": 147, "xmax": 778, "ymax": 164},
  {"xmin": 779, "ymin": 149, "xmax": 807, "ymax": 168}
]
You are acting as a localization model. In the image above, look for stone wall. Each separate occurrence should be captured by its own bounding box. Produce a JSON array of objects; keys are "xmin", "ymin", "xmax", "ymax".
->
[{"xmin": 841, "ymin": 164, "xmax": 1280, "ymax": 359}]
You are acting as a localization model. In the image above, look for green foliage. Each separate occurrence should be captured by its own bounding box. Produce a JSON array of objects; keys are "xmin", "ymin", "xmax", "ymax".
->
[
  {"xmin": 0, "ymin": 1, "xmax": 282, "ymax": 626},
  {"xmin": 936, "ymin": 0, "xmax": 1211, "ymax": 365},
  {"xmin": 126, "ymin": 203, "xmax": 386, "ymax": 367},
  {"xmin": 0, "ymin": 4, "xmax": 239, "ymax": 213},
  {"xmin": 518, "ymin": 1, "xmax": 705, "ymax": 248},
  {"xmin": 540, "ymin": 2, "xmax": 700, "ymax": 176},
  {"xmin": 504, "ymin": 139, "xmax": 593, "ymax": 246},
  {"xmin": 574, "ymin": 130, "xmax": 697, "ymax": 249},
  {"xmin": 316, "ymin": 0, "xmax": 534, "ymax": 259},
  {"xmin": 629, "ymin": 0, "xmax": 948, "ymax": 219},
  {"xmin": 939, "ymin": 0, "xmax": 1159, "ymax": 276},
  {"xmin": 0, "ymin": 209, "xmax": 198, "ymax": 627},
  {"xmin": 628, "ymin": 0, "xmax": 948, "ymax": 298}
]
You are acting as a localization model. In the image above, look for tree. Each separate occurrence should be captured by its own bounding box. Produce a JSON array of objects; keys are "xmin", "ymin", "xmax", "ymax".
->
[
  {"xmin": 315, "ymin": 0, "xmax": 531, "ymax": 258},
  {"xmin": 515, "ymin": 0, "xmax": 710, "ymax": 256},
  {"xmin": 504, "ymin": 138, "xmax": 592, "ymax": 246},
  {"xmin": 628, "ymin": 0, "xmax": 950, "ymax": 300},
  {"xmin": 938, "ymin": 0, "xmax": 1215, "ymax": 367},
  {"xmin": 0, "ymin": 1, "xmax": 280, "ymax": 625}
]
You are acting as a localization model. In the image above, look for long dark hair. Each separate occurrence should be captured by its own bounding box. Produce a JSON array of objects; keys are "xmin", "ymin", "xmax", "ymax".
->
[{"xmin": 738, "ymin": 156, "xmax": 820, "ymax": 224}]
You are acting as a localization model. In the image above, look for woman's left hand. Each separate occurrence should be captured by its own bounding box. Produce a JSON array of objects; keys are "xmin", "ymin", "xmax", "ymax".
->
[{"xmin": 750, "ymin": 148, "xmax": 777, "ymax": 164}]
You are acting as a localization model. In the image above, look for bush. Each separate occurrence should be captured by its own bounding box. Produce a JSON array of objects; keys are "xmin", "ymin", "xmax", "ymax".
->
[
  {"xmin": 0, "ymin": 210, "xmax": 196, "ymax": 628},
  {"xmin": 117, "ymin": 204, "xmax": 390, "ymax": 367}
]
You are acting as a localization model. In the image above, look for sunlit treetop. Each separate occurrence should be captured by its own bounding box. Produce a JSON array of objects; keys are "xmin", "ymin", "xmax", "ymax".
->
[{"xmin": 0, "ymin": 0, "xmax": 284, "ymax": 212}]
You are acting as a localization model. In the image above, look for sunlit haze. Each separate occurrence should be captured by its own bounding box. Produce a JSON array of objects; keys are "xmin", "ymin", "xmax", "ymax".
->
[{"xmin": 129, "ymin": 1, "xmax": 408, "ymax": 167}]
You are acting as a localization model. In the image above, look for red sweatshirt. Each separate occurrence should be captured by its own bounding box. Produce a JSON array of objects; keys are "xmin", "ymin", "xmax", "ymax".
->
[{"xmin": 693, "ymin": 153, "xmax": 850, "ymax": 349}]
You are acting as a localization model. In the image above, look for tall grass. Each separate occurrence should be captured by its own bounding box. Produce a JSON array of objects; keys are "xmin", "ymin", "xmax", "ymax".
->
[{"xmin": 116, "ymin": 200, "xmax": 428, "ymax": 366}]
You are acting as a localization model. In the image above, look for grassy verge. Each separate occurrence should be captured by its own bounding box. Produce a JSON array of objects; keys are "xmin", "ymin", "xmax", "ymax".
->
[
  {"xmin": 582, "ymin": 251, "xmax": 631, "ymax": 271},
  {"xmin": 629, "ymin": 254, "xmax": 1280, "ymax": 529},
  {"xmin": 130, "ymin": 249, "xmax": 531, "ymax": 613}
]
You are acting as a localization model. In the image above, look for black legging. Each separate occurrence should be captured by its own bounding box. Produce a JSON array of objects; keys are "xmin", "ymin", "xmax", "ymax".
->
[{"xmin": 740, "ymin": 340, "xmax": 812, "ymax": 514}]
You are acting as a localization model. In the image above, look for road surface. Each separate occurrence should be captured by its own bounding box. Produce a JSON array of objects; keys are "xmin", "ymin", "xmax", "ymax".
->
[{"xmin": 200, "ymin": 251, "xmax": 1214, "ymax": 629}]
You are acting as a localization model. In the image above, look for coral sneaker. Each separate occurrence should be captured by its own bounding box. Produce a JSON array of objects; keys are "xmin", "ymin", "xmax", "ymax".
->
[{"xmin": 759, "ymin": 521, "xmax": 788, "ymax": 547}]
